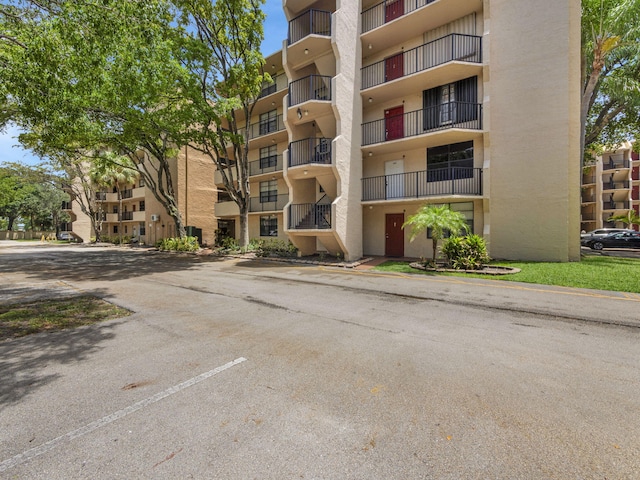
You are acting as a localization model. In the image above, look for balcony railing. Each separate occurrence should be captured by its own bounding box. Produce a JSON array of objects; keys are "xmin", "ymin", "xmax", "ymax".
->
[
  {"xmin": 603, "ymin": 201, "xmax": 630, "ymax": 209},
  {"xmin": 288, "ymin": 10, "xmax": 331, "ymax": 45},
  {"xmin": 289, "ymin": 203, "xmax": 332, "ymax": 229},
  {"xmin": 582, "ymin": 176, "xmax": 596, "ymax": 184},
  {"xmin": 121, "ymin": 211, "xmax": 133, "ymax": 221},
  {"xmin": 95, "ymin": 192, "xmax": 107, "ymax": 201},
  {"xmin": 61, "ymin": 201, "xmax": 72, "ymax": 210},
  {"xmin": 247, "ymin": 114, "xmax": 285, "ymax": 140},
  {"xmin": 289, "ymin": 138, "xmax": 332, "ymax": 167},
  {"xmin": 361, "ymin": 34, "xmax": 481, "ymax": 90},
  {"xmin": 362, "ymin": 0, "xmax": 436, "ymax": 33},
  {"xmin": 362, "ymin": 102, "xmax": 482, "ymax": 146},
  {"xmin": 258, "ymin": 74, "xmax": 288, "ymax": 99},
  {"xmin": 249, "ymin": 194, "xmax": 288, "ymax": 213},
  {"xmin": 289, "ymin": 75, "xmax": 332, "ymax": 106},
  {"xmin": 121, "ymin": 189, "xmax": 133, "ymax": 199},
  {"xmin": 249, "ymin": 154, "xmax": 283, "ymax": 176},
  {"xmin": 362, "ymin": 167, "xmax": 482, "ymax": 201},
  {"xmin": 603, "ymin": 158, "xmax": 629, "ymax": 170},
  {"xmin": 603, "ymin": 181, "xmax": 630, "ymax": 190}
]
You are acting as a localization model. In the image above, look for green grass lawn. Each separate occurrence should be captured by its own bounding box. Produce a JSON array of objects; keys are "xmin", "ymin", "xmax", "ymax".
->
[{"xmin": 374, "ymin": 255, "xmax": 640, "ymax": 293}]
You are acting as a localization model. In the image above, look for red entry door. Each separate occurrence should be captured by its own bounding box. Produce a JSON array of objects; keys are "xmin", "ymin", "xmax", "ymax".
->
[
  {"xmin": 385, "ymin": 53, "xmax": 404, "ymax": 82},
  {"xmin": 632, "ymin": 166, "xmax": 639, "ymax": 181},
  {"xmin": 385, "ymin": 0, "xmax": 404, "ymax": 23},
  {"xmin": 385, "ymin": 213, "xmax": 404, "ymax": 257},
  {"xmin": 385, "ymin": 106, "xmax": 404, "ymax": 141},
  {"xmin": 632, "ymin": 185, "xmax": 639, "ymax": 201}
]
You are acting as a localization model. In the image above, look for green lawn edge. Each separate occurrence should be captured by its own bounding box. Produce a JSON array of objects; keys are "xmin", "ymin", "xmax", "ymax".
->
[{"xmin": 373, "ymin": 256, "xmax": 640, "ymax": 293}]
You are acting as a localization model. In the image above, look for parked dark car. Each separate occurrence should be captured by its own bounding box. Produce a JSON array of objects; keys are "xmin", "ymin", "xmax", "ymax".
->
[
  {"xmin": 584, "ymin": 231, "xmax": 640, "ymax": 250},
  {"xmin": 580, "ymin": 228, "xmax": 635, "ymax": 246}
]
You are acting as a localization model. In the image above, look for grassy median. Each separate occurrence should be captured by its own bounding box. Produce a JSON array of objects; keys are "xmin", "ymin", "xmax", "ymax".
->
[
  {"xmin": 374, "ymin": 255, "xmax": 640, "ymax": 293},
  {"xmin": 0, "ymin": 296, "xmax": 131, "ymax": 341}
]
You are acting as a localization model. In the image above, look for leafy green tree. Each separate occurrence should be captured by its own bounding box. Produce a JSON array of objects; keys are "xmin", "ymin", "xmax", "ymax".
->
[
  {"xmin": 581, "ymin": 0, "xmax": 640, "ymax": 164},
  {"xmin": 402, "ymin": 204, "xmax": 469, "ymax": 264},
  {"xmin": 175, "ymin": 0, "xmax": 267, "ymax": 247}
]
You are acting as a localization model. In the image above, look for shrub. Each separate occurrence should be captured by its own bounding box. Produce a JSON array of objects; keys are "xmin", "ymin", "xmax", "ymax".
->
[
  {"xmin": 157, "ymin": 236, "xmax": 199, "ymax": 252},
  {"xmin": 256, "ymin": 239, "xmax": 298, "ymax": 257},
  {"xmin": 442, "ymin": 233, "xmax": 490, "ymax": 270}
]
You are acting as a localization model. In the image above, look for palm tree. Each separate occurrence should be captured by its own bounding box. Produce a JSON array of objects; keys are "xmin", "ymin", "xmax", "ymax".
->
[
  {"xmin": 607, "ymin": 210, "xmax": 640, "ymax": 230},
  {"xmin": 402, "ymin": 204, "xmax": 469, "ymax": 264},
  {"xmin": 90, "ymin": 153, "xmax": 139, "ymax": 244}
]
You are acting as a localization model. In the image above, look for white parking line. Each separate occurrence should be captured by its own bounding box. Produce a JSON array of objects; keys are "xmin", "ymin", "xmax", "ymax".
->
[{"xmin": 0, "ymin": 357, "xmax": 247, "ymax": 473}]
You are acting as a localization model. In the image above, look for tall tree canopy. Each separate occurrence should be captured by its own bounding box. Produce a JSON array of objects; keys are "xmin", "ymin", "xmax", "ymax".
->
[
  {"xmin": 1, "ymin": 0, "xmax": 267, "ymax": 244},
  {"xmin": 581, "ymin": 0, "xmax": 640, "ymax": 163}
]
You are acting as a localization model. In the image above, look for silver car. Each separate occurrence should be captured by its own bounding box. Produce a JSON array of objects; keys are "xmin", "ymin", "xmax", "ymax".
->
[{"xmin": 580, "ymin": 228, "xmax": 635, "ymax": 246}]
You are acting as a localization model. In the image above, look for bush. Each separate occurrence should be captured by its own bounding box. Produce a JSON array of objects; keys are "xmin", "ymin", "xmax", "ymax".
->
[
  {"xmin": 441, "ymin": 234, "xmax": 490, "ymax": 270},
  {"xmin": 157, "ymin": 236, "xmax": 199, "ymax": 252},
  {"xmin": 256, "ymin": 239, "xmax": 298, "ymax": 258}
]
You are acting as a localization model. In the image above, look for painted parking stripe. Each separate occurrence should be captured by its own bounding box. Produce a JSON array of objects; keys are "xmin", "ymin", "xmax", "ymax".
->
[{"xmin": 0, "ymin": 357, "xmax": 247, "ymax": 473}]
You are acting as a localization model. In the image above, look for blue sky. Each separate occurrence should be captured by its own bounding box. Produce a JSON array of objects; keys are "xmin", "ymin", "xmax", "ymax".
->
[{"xmin": 0, "ymin": 0, "xmax": 288, "ymax": 166}]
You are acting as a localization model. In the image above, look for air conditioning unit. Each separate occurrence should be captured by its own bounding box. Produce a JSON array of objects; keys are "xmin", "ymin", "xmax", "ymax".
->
[{"xmin": 150, "ymin": 214, "xmax": 160, "ymax": 222}]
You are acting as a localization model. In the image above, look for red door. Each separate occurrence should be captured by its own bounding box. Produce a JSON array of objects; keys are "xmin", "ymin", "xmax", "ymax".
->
[
  {"xmin": 385, "ymin": 213, "xmax": 404, "ymax": 257},
  {"xmin": 632, "ymin": 166, "xmax": 639, "ymax": 181},
  {"xmin": 385, "ymin": 106, "xmax": 404, "ymax": 141},
  {"xmin": 385, "ymin": 0, "xmax": 404, "ymax": 23},
  {"xmin": 385, "ymin": 53, "xmax": 404, "ymax": 82},
  {"xmin": 632, "ymin": 185, "xmax": 639, "ymax": 200}
]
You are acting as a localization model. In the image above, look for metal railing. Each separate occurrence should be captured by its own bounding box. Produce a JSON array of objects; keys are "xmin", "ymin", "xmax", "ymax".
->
[
  {"xmin": 362, "ymin": 167, "xmax": 482, "ymax": 201},
  {"xmin": 362, "ymin": 102, "xmax": 482, "ymax": 146},
  {"xmin": 603, "ymin": 158, "xmax": 629, "ymax": 170},
  {"xmin": 247, "ymin": 114, "xmax": 285, "ymax": 140},
  {"xmin": 603, "ymin": 201, "xmax": 630, "ymax": 209},
  {"xmin": 121, "ymin": 189, "xmax": 133, "ymax": 199},
  {"xmin": 288, "ymin": 10, "xmax": 331, "ymax": 45},
  {"xmin": 121, "ymin": 211, "xmax": 133, "ymax": 221},
  {"xmin": 361, "ymin": 34, "xmax": 481, "ymax": 90},
  {"xmin": 582, "ymin": 176, "xmax": 596, "ymax": 184},
  {"xmin": 603, "ymin": 181, "xmax": 630, "ymax": 190},
  {"xmin": 249, "ymin": 154, "xmax": 283, "ymax": 176},
  {"xmin": 95, "ymin": 192, "xmax": 107, "ymax": 201},
  {"xmin": 289, "ymin": 203, "xmax": 332, "ymax": 230},
  {"xmin": 258, "ymin": 74, "xmax": 288, "ymax": 99},
  {"xmin": 362, "ymin": 0, "xmax": 436, "ymax": 33},
  {"xmin": 289, "ymin": 75, "xmax": 332, "ymax": 106},
  {"xmin": 289, "ymin": 138, "xmax": 332, "ymax": 167},
  {"xmin": 249, "ymin": 194, "xmax": 288, "ymax": 213}
]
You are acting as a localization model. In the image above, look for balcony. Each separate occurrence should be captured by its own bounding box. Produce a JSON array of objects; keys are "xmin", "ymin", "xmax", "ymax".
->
[
  {"xmin": 603, "ymin": 181, "xmax": 630, "ymax": 190},
  {"xmin": 121, "ymin": 189, "xmax": 133, "ymax": 199},
  {"xmin": 362, "ymin": 102, "xmax": 482, "ymax": 146},
  {"xmin": 247, "ymin": 114, "xmax": 285, "ymax": 141},
  {"xmin": 121, "ymin": 211, "xmax": 133, "ymax": 221},
  {"xmin": 258, "ymin": 74, "xmax": 288, "ymax": 99},
  {"xmin": 289, "ymin": 138, "xmax": 332, "ymax": 167},
  {"xmin": 249, "ymin": 194, "xmax": 288, "ymax": 213},
  {"xmin": 289, "ymin": 75, "xmax": 332, "ymax": 106},
  {"xmin": 603, "ymin": 201, "xmax": 630, "ymax": 210},
  {"xmin": 215, "ymin": 201, "xmax": 240, "ymax": 217},
  {"xmin": 362, "ymin": 0, "xmax": 436, "ymax": 34},
  {"xmin": 95, "ymin": 192, "xmax": 107, "ymax": 201},
  {"xmin": 61, "ymin": 201, "xmax": 72, "ymax": 210},
  {"xmin": 582, "ymin": 176, "xmax": 596, "ymax": 185},
  {"xmin": 289, "ymin": 203, "xmax": 332, "ymax": 230},
  {"xmin": 288, "ymin": 10, "xmax": 331, "ymax": 45},
  {"xmin": 362, "ymin": 167, "xmax": 482, "ymax": 201},
  {"xmin": 249, "ymin": 154, "xmax": 284, "ymax": 177},
  {"xmin": 603, "ymin": 158, "xmax": 629, "ymax": 170},
  {"xmin": 362, "ymin": 34, "xmax": 481, "ymax": 90}
]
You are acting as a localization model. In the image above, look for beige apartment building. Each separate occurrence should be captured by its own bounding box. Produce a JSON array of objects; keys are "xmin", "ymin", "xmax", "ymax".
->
[
  {"xmin": 63, "ymin": 147, "xmax": 217, "ymax": 246},
  {"xmin": 581, "ymin": 142, "xmax": 640, "ymax": 232},
  {"xmin": 215, "ymin": 0, "xmax": 581, "ymax": 261}
]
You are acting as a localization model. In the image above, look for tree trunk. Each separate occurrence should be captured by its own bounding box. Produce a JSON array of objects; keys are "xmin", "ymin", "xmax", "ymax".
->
[{"xmin": 239, "ymin": 205, "xmax": 249, "ymax": 248}]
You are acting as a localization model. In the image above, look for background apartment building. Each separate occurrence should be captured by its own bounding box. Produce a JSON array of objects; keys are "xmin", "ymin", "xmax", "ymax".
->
[
  {"xmin": 63, "ymin": 147, "xmax": 217, "ymax": 246},
  {"xmin": 215, "ymin": 0, "xmax": 581, "ymax": 261},
  {"xmin": 581, "ymin": 142, "xmax": 640, "ymax": 232}
]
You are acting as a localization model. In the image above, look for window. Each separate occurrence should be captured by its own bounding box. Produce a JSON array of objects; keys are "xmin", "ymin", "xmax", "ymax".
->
[
  {"xmin": 139, "ymin": 201, "xmax": 145, "ymax": 212},
  {"xmin": 139, "ymin": 178, "xmax": 145, "ymax": 187},
  {"xmin": 427, "ymin": 141, "xmax": 474, "ymax": 181},
  {"xmin": 113, "ymin": 206, "xmax": 118, "ymax": 214},
  {"xmin": 260, "ymin": 180, "xmax": 278, "ymax": 203},
  {"xmin": 423, "ymin": 76, "xmax": 477, "ymax": 130},
  {"xmin": 113, "ymin": 225, "xmax": 118, "ymax": 234},
  {"xmin": 260, "ymin": 216, "xmax": 278, "ymax": 237},
  {"xmin": 259, "ymin": 110, "xmax": 278, "ymax": 135},
  {"xmin": 260, "ymin": 145, "xmax": 278, "ymax": 169},
  {"xmin": 426, "ymin": 202, "xmax": 474, "ymax": 238}
]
